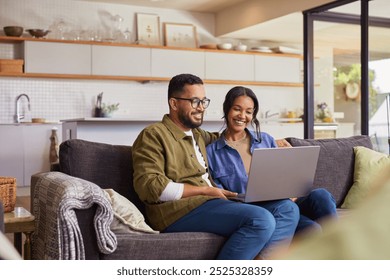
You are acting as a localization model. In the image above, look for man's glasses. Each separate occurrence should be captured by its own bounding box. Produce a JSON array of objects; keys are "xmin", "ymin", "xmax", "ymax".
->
[{"xmin": 173, "ymin": 97, "xmax": 211, "ymax": 109}]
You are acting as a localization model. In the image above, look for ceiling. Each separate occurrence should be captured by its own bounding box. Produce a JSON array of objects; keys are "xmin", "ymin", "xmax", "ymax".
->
[
  {"xmin": 77, "ymin": 0, "xmax": 248, "ymax": 13},
  {"xmin": 76, "ymin": 0, "xmax": 390, "ymax": 54}
]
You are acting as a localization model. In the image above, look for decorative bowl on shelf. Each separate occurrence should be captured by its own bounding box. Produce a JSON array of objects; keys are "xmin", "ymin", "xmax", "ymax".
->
[
  {"xmin": 234, "ymin": 43, "xmax": 247, "ymax": 52},
  {"xmin": 217, "ymin": 43, "xmax": 232, "ymax": 50},
  {"xmin": 3, "ymin": 26, "xmax": 24, "ymax": 37},
  {"xmin": 26, "ymin": 29, "xmax": 51, "ymax": 38}
]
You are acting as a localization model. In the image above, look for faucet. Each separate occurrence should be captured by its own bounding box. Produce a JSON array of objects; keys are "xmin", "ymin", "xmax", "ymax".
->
[{"xmin": 15, "ymin": 93, "xmax": 31, "ymax": 123}]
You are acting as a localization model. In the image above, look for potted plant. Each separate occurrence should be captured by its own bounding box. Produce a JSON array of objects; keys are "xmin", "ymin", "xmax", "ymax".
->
[
  {"xmin": 101, "ymin": 102, "xmax": 120, "ymax": 117},
  {"xmin": 315, "ymin": 102, "xmax": 333, "ymax": 123}
]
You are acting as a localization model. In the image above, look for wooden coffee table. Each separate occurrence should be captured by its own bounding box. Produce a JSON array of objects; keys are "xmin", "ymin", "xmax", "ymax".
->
[{"xmin": 4, "ymin": 207, "xmax": 35, "ymax": 260}]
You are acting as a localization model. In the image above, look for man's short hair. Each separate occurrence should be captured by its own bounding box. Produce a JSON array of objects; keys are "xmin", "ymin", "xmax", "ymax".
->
[{"xmin": 168, "ymin": 73, "xmax": 204, "ymax": 99}]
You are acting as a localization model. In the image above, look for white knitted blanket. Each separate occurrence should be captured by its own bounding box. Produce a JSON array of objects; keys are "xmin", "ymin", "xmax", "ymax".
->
[{"xmin": 32, "ymin": 172, "xmax": 117, "ymax": 260}]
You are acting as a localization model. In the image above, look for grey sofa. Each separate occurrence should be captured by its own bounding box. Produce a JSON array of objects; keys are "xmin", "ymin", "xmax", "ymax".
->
[
  {"xmin": 31, "ymin": 139, "xmax": 225, "ymax": 260},
  {"xmin": 285, "ymin": 135, "xmax": 373, "ymax": 209},
  {"xmin": 30, "ymin": 135, "xmax": 373, "ymax": 260}
]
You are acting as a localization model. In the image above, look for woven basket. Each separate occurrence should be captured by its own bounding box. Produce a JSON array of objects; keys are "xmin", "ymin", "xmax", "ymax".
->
[{"xmin": 0, "ymin": 177, "xmax": 16, "ymax": 212}]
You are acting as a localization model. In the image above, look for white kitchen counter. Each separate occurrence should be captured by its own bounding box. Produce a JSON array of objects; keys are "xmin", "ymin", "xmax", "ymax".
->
[
  {"xmin": 61, "ymin": 117, "xmax": 304, "ymax": 145},
  {"xmin": 61, "ymin": 118, "xmax": 227, "ymax": 145}
]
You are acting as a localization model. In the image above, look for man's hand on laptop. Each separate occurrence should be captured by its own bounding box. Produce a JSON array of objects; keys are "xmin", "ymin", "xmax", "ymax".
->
[
  {"xmin": 206, "ymin": 187, "xmax": 238, "ymax": 199},
  {"xmin": 183, "ymin": 184, "xmax": 238, "ymax": 199}
]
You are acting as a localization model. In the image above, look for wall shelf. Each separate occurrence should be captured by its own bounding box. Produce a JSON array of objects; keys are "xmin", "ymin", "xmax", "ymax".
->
[
  {"xmin": 0, "ymin": 36, "xmax": 303, "ymax": 57},
  {"xmin": 0, "ymin": 36, "xmax": 303, "ymax": 87},
  {"xmin": 0, "ymin": 72, "xmax": 303, "ymax": 87}
]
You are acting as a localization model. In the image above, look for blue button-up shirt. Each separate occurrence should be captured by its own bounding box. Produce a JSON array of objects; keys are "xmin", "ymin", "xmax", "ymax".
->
[{"xmin": 206, "ymin": 129, "xmax": 277, "ymax": 194}]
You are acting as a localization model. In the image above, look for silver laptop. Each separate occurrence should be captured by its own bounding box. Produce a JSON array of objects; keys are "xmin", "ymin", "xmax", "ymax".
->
[{"xmin": 232, "ymin": 146, "xmax": 320, "ymax": 203}]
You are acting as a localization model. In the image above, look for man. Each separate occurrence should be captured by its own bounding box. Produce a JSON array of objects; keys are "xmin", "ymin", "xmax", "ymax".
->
[{"xmin": 132, "ymin": 73, "xmax": 299, "ymax": 259}]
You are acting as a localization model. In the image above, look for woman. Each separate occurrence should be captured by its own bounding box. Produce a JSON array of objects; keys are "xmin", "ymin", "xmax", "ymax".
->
[{"xmin": 206, "ymin": 86, "xmax": 337, "ymax": 235}]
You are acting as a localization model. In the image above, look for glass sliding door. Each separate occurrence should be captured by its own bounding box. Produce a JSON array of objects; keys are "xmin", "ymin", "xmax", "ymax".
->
[
  {"xmin": 304, "ymin": 0, "xmax": 390, "ymax": 149},
  {"xmin": 368, "ymin": 0, "xmax": 390, "ymax": 154},
  {"xmin": 313, "ymin": 20, "xmax": 361, "ymax": 138}
]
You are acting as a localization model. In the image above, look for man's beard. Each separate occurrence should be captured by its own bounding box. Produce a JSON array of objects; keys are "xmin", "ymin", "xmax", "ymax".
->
[{"xmin": 178, "ymin": 110, "xmax": 203, "ymax": 129}]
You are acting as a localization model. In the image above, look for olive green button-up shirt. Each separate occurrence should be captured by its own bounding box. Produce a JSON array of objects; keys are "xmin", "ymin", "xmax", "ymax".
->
[{"xmin": 132, "ymin": 114, "xmax": 219, "ymax": 231}]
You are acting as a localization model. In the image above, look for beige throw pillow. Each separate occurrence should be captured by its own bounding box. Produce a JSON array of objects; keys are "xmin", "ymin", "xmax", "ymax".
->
[
  {"xmin": 103, "ymin": 189, "xmax": 159, "ymax": 234},
  {"xmin": 341, "ymin": 146, "xmax": 390, "ymax": 209}
]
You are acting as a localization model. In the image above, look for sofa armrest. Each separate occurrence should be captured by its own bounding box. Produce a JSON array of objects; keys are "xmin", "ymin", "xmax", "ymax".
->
[
  {"xmin": 31, "ymin": 172, "xmax": 111, "ymax": 260},
  {"xmin": 75, "ymin": 205, "xmax": 101, "ymax": 259}
]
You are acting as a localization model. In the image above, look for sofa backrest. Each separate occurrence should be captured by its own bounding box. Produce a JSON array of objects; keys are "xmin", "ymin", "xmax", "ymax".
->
[
  {"xmin": 286, "ymin": 135, "xmax": 373, "ymax": 207},
  {"xmin": 59, "ymin": 139, "xmax": 145, "ymax": 215}
]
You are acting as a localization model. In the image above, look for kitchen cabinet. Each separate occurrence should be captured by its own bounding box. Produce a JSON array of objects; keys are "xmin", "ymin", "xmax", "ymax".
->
[
  {"xmin": 0, "ymin": 36, "xmax": 303, "ymax": 87},
  {"xmin": 24, "ymin": 41, "xmax": 91, "ymax": 75},
  {"xmin": 255, "ymin": 55, "xmax": 301, "ymax": 83},
  {"xmin": 0, "ymin": 124, "xmax": 62, "ymax": 188},
  {"xmin": 151, "ymin": 48, "xmax": 205, "ymax": 79},
  {"xmin": 0, "ymin": 126, "xmax": 24, "ymax": 187},
  {"xmin": 92, "ymin": 45, "xmax": 151, "ymax": 77},
  {"xmin": 205, "ymin": 52, "xmax": 254, "ymax": 81}
]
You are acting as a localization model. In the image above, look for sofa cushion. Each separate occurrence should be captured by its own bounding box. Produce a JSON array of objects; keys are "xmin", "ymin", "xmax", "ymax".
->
[
  {"xmin": 341, "ymin": 146, "xmax": 390, "ymax": 209},
  {"xmin": 59, "ymin": 139, "xmax": 145, "ymax": 215},
  {"xmin": 102, "ymin": 232, "xmax": 226, "ymax": 260},
  {"xmin": 103, "ymin": 189, "xmax": 158, "ymax": 234},
  {"xmin": 286, "ymin": 135, "xmax": 373, "ymax": 207}
]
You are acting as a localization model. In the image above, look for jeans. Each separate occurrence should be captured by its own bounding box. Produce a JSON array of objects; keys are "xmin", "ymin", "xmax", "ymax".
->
[
  {"xmin": 250, "ymin": 199, "xmax": 300, "ymax": 258},
  {"xmin": 164, "ymin": 198, "xmax": 299, "ymax": 260},
  {"xmin": 295, "ymin": 188, "xmax": 337, "ymax": 233}
]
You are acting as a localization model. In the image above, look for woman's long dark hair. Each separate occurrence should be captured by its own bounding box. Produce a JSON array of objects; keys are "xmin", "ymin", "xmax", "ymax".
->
[{"xmin": 222, "ymin": 86, "xmax": 262, "ymax": 142}]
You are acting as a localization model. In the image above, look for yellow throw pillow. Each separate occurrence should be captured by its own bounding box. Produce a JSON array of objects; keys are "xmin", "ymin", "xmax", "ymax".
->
[{"xmin": 341, "ymin": 146, "xmax": 390, "ymax": 209}]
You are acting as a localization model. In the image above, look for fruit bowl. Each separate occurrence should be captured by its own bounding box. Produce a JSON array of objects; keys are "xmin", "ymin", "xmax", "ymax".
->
[
  {"xmin": 26, "ymin": 29, "xmax": 50, "ymax": 38},
  {"xmin": 3, "ymin": 26, "xmax": 24, "ymax": 37}
]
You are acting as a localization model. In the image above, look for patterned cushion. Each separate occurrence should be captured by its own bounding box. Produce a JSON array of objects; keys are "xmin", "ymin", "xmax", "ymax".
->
[{"xmin": 286, "ymin": 136, "xmax": 373, "ymax": 206}]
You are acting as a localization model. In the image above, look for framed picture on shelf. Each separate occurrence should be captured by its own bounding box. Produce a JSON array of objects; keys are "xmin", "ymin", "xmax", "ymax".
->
[
  {"xmin": 163, "ymin": 23, "xmax": 198, "ymax": 48},
  {"xmin": 136, "ymin": 13, "xmax": 161, "ymax": 45}
]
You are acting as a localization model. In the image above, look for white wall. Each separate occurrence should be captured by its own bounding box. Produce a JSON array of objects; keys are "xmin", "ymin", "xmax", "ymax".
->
[{"xmin": 0, "ymin": 0, "xmax": 303, "ymax": 125}]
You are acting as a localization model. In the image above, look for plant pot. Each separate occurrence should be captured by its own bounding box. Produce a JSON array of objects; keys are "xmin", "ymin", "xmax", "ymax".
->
[{"xmin": 94, "ymin": 108, "xmax": 104, "ymax": 117}]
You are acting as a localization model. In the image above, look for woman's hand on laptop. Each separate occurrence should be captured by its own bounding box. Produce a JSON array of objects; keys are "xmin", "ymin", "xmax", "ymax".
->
[{"xmin": 276, "ymin": 139, "xmax": 292, "ymax": 148}]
